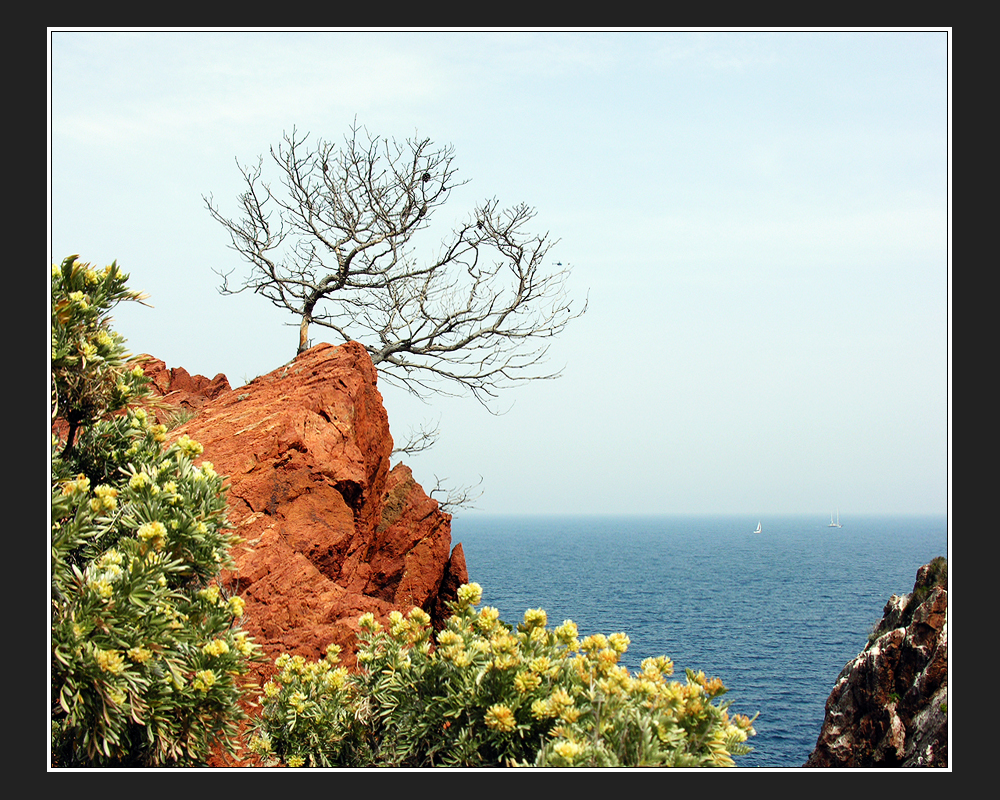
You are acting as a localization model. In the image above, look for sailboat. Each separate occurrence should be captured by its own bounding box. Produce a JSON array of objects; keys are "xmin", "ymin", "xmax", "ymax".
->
[
  {"xmin": 753, "ymin": 521, "xmax": 762, "ymax": 534},
  {"xmin": 828, "ymin": 509, "xmax": 842, "ymax": 528}
]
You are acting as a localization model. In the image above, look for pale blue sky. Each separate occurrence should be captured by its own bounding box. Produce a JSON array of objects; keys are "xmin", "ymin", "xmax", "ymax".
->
[{"xmin": 49, "ymin": 29, "xmax": 950, "ymax": 518}]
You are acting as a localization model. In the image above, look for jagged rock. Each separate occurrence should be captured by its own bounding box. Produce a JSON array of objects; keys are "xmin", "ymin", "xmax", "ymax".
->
[
  {"xmin": 139, "ymin": 354, "xmax": 231, "ymax": 415},
  {"xmin": 149, "ymin": 342, "xmax": 467, "ymax": 672},
  {"xmin": 804, "ymin": 557, "xmax": 948, "ymax": 768}
]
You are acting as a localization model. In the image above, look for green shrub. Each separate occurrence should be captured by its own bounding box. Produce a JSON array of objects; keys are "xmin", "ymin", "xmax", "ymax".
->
[
  {"xmin": 251, "ymin": 583, "xmax": 756, "ymax": 768},
  {"xmin": 50, "ymin": 256, "xmax": 261, "ymax": 766}
]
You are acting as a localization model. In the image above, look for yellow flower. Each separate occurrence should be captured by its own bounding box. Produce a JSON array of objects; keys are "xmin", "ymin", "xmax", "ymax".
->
[
  {"xmin": 450, "ymin": 650, "xmax": 473, "ymax": 668},
  {"xmin": 553, "ymin": 739, "xmax": 582, "ymax": 760},
  {"xmin": 732, "ymin": 714, "xmax": 756, "ymax": 736},
  {"xmin": 528, "ymin": 656, "xmax": 556, "ymax": 677},
  {"xmin": 489, "ymin": 632, "xmax": 519, "ymax": 655},
  {"xmin": 547, "ymin": 687, "xmax": 578, "ymax": 721},
  {"xmin": 90, "ymin": 484, "xmax": 118, "ymax": 512},
  {"xmin": 522, "ymin": 608, "xmax": 547, "ymax": 629},
  {"xmin": 408, "ymin": 607, "xmax": 431, "ymax": 628},
  {"xmin": 192, "ymin": 670, "xmax": 216, "ymax": 692},
  {"xmin": 530, "ymin": 698, "xmax": 554, "ymax": 719},
  {"xmin": 457, "ymin": 582, "xmax": 482, "ymax": 607},
  {"xmin": 324, "ymin": 643, "xmax": 342, "ymax": 664},
  {"xmin": 489, "ymin": 635, "xmax": 520, "ymax": 670},
  {"xmin": 62, "ymin": 474, "xmax": 90, "ymax": 496},
  {"xmin": 289, "ymin": 691, "xmax": 307, "ymax": 713},
  {"xmin": 388, "ymin": 609, "xmax": 407, "ymax": 636},
  {"xmin": 128, "ymin": 647, "xmax": 152, "ymax": 664},
  {"xmin": 475, "ymin": 605, "xmax": 501, "ymax": 632},
  {"xmin": 436, "ymin": 630, "xmax": 462, "ymax": 648},
  {"xmin": 228, "ymin": 596, "xmax": 246, "ymax": 617},
  {"xmin": 197, "ymin": 585, "xmax": 220, "ymax": 604},
  {"xmin": 358, "ymin": 612, "xmax": 380, "ymax": 633},
  {"xmin": 137, "ymin": 520, "xmax": 167, "ymax": 550},
  {"xmin": 484, "ymin": 703, "xmax": 517, "ymax": 733},
  {"xmin": 514, "ymin": 670, "xmax": 542, "ymax": 694},
  {"xmin": 96, "ymin": 549, "xmax": 123, "ymax": 568},
  {"xmin": 202, "ymin": 638, "xmax": 230, "ymax": 657},
  {"xmin": 641, "ymin": 655, "xmax": 674, "ymax": 679},
  {"xmin": 175, "ymin": 434, "xmax": 203, "ymax": 457},
  {"xmin": 554, "ymin": 620, "xmax": 579, "ymax": 648},
  {"xmin": 323, "ymin": 667, "xmax": 348, "ymax": 691},
  {"xmin": 94, "ymin": 649, "xmax": 126, "ymax": 675},
  {"xmin": 286, "ymin": 755, "xmax": 306, "ymax": 768},
  {"xmin": 598, "ymin": 666, "xmax": 633, "ymax": 696},
  {"xmin": 596, "ymin": 648, "xmax": 620, "ymax": 672}
]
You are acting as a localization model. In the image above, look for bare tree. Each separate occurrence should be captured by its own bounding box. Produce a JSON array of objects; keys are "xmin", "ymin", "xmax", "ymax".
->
[
  {"xmin": 204, "ymin": 122, "xmax": 586, "ymax": 407},
  {"xmin": 429, "ymin": 474, "xmax": 484, "ymax": 515}
]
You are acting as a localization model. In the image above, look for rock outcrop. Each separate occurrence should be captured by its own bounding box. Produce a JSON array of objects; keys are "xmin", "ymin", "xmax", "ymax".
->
[
  {"xmin": 142, "ymin": 342, "xmax": 467, "ymax": 672},
  {"xmin": 804, "ymin": 557, "xmax": 948, "ymax": 768},
  {"xmin": 140, "ymin": 355, "xmax": 232, "ymax": 413}
]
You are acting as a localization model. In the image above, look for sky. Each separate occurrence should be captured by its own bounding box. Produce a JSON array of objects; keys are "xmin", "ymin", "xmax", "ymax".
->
[{"xmin": 48, "ymin": 29, "xmax": 950, "ymax": 519}]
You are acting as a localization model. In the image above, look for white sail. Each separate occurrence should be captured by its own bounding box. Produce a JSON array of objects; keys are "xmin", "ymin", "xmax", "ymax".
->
[
  {"xmin": 828, "ymin": 509, "xmax": 842, "ymax": 528},
  {"xmin": 754, "ymin": 521, "xmax": 762, "ymax": 534}
]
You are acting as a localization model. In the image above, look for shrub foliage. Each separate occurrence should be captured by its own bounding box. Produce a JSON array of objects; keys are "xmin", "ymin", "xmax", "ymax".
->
[
  {"xmin": 50, "ymin": 256, "xmax": 260, "ymax": 766},
  {"xmin": 49, "ymin": 255, "xmax": 755, "ymax": 768},
  {"xmin": 250, "ymin": 583, "xmax": 756, "ymax": 768}
]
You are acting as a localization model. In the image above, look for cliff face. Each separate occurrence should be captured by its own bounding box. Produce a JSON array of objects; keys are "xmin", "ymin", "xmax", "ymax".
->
[
  {"xmin": 142, "ymin": 342, "xmax": 467, "ymax": 671},
  {"xmin": 804, "ymin": 558, "xmax": 948, "ymax": 768}
]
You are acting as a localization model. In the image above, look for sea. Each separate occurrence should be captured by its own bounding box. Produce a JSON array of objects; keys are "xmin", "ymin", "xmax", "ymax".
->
[{"xmin": 450, "ymin": 513, "xmax": 949, "ymax": 769}]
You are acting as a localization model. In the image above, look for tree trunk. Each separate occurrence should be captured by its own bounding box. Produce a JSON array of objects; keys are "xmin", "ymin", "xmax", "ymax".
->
[{"xmin": 298, "ymin": 313, "xmax": 310, "ymax": 354}]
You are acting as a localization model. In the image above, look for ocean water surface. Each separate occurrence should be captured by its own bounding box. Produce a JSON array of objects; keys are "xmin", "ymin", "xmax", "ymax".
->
[{"xmin": 450, "ymin": 513, "xmax": 948, "ymax": 769}]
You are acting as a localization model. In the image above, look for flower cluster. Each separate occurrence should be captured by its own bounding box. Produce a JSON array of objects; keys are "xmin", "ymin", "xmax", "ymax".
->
[
  {"xmin": 51, "ymin": 258, "xmax": 261, "ymax": 767},
  {"xmin": 249, "ymin": 645, "xmax": 358, "ymax": 768},
  {"xmin": 51, "ymin": 256, "xmax": 151, "ymax": 436},
  {"xmin": 253, "ymin": 582, "xmax": 756, "ymax": 768}
]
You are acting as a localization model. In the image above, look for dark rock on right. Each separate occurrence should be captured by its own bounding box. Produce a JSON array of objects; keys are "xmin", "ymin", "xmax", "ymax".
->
[{"xmin": 804, "ymin": 557, "xmax": 948, "ymax": 767}]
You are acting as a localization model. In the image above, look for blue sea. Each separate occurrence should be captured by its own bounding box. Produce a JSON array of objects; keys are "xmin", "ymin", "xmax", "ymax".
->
[{"xmin": 451, "ymin": 513, "xmax": 948, "ymax": 769}]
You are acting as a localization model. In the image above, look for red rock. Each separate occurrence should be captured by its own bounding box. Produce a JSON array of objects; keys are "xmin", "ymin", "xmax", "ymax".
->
[
  {"xmin": 138, "ymin": 354, "xmax": 231, "ymax": 415},
  {"xmin": 151, "ymin": 342, "xmax": 467, "ymax": 672}
]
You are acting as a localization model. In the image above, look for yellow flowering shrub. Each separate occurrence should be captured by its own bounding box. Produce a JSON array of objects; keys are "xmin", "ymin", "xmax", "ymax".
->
[
  {"xmin": 51, "ymin": 257, "xmax": 262, "ymax": 766},
  {"xmin": 252, "ymin": 583, "xmax": 756, "ymax": 768}
]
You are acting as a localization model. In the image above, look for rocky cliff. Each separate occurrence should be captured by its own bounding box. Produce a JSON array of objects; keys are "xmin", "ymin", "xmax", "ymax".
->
[
  {"xmin": 804, "ymin": 557, "xmax": 948, "ymax": 768},
  {"xmin": 141, "ymin": 342, "xmax": 467, "ymax": 674}
]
